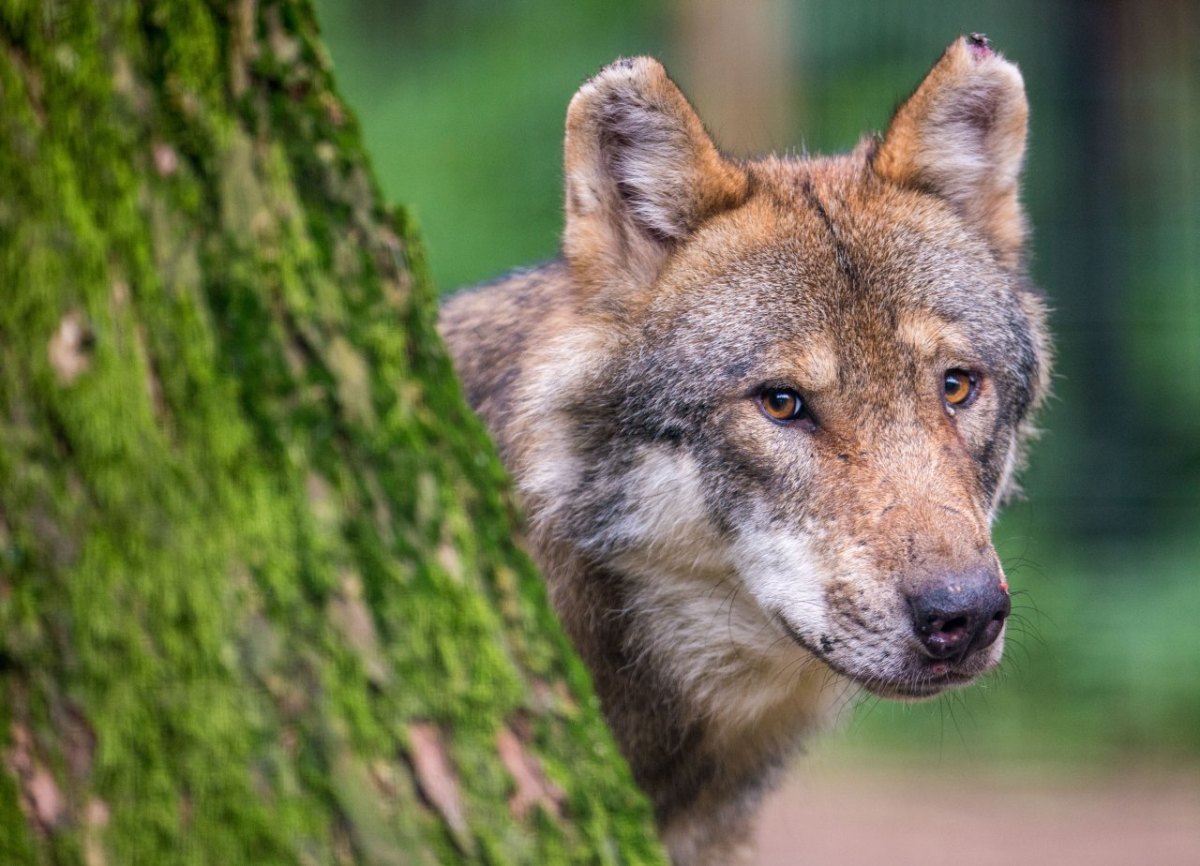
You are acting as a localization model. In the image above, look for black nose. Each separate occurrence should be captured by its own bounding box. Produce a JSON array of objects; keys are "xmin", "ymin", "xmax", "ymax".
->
[{"xmin": 908, "ymin": 572, "xmax": 1011, "ymax": 661}]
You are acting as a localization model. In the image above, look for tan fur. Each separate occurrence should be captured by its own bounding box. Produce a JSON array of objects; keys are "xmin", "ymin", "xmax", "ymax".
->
[
  {"xmin": 873, "ymin": 35, "xmax": 1030, "ymax": 268},
  {"xmin": 564, "ymin": 57, "xmax": 750, "ymax": 294},
  {"xmin": 440, "ymin": 37, "xmax": 1050, "ymax": 865}
]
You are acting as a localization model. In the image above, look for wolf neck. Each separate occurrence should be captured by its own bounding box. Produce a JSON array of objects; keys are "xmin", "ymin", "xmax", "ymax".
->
[
  {"xmin": 611, "ymin": 549, "xmax": 847, "ymax": 761},
  {"xmin": 534, "ymin": 441, "xmax": 853, "ymax": 836},
  {"xmin": 553, "ymin": 546, "xmax": 850, "ymax": 849},
  {"xmin": 577, "ymin": 446, "xmax": 851, "ymax": 751}
]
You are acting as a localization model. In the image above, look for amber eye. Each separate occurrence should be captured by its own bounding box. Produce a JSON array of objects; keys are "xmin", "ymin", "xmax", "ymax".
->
[
  {"xmin": 759, "ymin": 387, "xmax": 807, "ymax": 423},
  {"xmin": 943, "ymin": 369, "xmax": 978, "ymax": 407}
]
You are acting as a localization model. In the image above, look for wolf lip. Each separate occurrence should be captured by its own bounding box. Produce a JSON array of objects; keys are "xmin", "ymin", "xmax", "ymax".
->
[
  {"xmin": 863, "ymin": 668, "xmax": 979, "ymax": 700},
  {"xmin": 863, "ymin": 678, "xmax": 957, "ymax": 700}
]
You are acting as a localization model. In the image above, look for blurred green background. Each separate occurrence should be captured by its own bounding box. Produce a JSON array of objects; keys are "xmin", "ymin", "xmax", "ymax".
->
[{"xmin": 313, "ymin": 0, "xmax": 1199, "ymax": 766}]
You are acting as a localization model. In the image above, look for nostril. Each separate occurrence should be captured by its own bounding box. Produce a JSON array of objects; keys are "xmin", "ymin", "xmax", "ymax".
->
[
  {"xmin": 969, "ymin": 592, "xmax": 1012, "ymax": 654},
  {"xmin": 909, "ymin": 574, "xmax": 1010, "ymax": 660},
  {"xmin": 942, "ymin": 615, "xmax": 969, "ymax": 635}
]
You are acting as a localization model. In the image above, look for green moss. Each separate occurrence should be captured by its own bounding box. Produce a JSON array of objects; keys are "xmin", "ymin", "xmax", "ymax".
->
[
  {"xmin": 0, "ymin": 0, "xmax": 664, "ymax": 863},
  {"xmin": 0, "ymin": 704, "xmax": 36, "ymax": 864}
]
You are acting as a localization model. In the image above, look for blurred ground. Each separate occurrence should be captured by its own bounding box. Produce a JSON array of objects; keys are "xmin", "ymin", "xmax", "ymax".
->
[{"xmin": 756, "ymin": 762, "xmax": 1200, "ymax": 865}]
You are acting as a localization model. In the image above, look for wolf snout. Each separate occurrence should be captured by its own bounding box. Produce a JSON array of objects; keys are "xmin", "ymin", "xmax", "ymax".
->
[{"xmin": 907, "ymin": 571, "xmax": 1011, "ymax": 662}]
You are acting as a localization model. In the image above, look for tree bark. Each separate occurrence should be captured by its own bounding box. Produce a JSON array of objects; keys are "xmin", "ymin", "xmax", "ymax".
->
[
  {"xmin": 0, "ymin": 2, "xmax": 664, "ymax": 863},
  {"xmin": 671, "ymin": 0, "xmax": 795, "ymax": 155}
]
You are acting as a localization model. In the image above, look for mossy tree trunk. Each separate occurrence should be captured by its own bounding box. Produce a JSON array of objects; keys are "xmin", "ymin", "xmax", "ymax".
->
[{"xmin": 0, "ymin": 2, "xmax": 664, "ymax": 863}]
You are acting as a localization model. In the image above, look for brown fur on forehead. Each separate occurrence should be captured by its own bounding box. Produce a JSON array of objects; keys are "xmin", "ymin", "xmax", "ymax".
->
[{"xmin": 632, "ymin": 153, "xmax": 1039, "ymax": 396}]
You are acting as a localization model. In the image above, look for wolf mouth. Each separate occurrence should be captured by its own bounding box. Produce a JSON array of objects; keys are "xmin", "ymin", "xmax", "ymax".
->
[
  {"xmin": 859, "ymin": 670, "xmax": 980, "ymax": 701},
  {"xmin": 774, "ymin": 612, "xmax": 985, "ymax": 700}
]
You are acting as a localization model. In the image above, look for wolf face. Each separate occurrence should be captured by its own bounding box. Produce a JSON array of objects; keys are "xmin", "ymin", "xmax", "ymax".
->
[
  {"xmin": 441, "ymin": 34, "xmax": 1050, "ymax": 863},
  {"xmin": 562, "ymin": 188, "xmax": 1044, "ymax": 702}
]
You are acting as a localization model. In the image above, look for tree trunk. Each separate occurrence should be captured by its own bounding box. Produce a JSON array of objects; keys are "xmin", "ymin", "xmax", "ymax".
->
[
  {"xmin": 671, "ymin": 0, "xmax": 795, "ymax": 155},
  {"xmin": 0, "ymin": 2, "xmax": 664, "ymax": 863}
]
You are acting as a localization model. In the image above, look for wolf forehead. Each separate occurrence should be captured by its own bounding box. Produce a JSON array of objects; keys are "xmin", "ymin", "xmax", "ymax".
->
[{"xmin": 597, "ymin": 161, "xmax": 1043, "ymax": 414}]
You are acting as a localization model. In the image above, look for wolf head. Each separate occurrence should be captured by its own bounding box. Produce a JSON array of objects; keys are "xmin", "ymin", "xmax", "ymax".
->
[{"xmin": 516, "ymin": 37, "xmax": 1050, "ymax": 716}]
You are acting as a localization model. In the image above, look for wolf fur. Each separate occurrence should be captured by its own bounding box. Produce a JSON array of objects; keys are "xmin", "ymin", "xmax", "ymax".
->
[{"xmin": 439, "ymin": 35, "xmax": 1050, "ymax": 864}]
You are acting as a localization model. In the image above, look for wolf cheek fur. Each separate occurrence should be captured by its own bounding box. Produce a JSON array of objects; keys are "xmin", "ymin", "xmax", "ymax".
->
[{"xmin": 439, "ymin": 35, "xmax": 1051, "ymax": 865}]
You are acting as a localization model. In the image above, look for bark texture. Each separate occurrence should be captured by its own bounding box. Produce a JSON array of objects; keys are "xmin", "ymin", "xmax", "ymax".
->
[{"xmin": 0, "ymin": 1, "xmax": 664, "ymax": 863}]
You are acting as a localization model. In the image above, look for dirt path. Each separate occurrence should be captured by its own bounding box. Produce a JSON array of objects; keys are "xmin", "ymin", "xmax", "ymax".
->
[{"xmin": 755, "ymin": 763, "xmax": 1200, "ymax": 865}]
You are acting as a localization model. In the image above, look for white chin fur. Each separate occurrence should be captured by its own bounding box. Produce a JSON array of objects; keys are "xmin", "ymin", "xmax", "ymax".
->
[{"xmin": 610, "ymin": 449, "xmax": 850, "ymax": 741}]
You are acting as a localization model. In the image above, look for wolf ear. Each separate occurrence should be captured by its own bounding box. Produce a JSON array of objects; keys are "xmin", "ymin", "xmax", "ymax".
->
[
  {"xmin": 563, "ymin": 57, "xmax": 749, "ymax": 293},
  {"xmin": 873, "ymin": 35, "xmax": 1030, "ymax": 269}
]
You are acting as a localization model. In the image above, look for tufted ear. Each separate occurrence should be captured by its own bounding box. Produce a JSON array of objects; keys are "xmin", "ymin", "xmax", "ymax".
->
[
  {"xmin": 873, "ymin": 35, "xmax": 1030, "ymax": 269},
  {"xmin": 563, "ymin": 57, "xmax": 750, "ymax": 294}
]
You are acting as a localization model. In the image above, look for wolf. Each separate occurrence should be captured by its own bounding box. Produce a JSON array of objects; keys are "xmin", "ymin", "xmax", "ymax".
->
[{"xmin": 439, "ymin": 34, "xmax": 1050, "ymax": 864}]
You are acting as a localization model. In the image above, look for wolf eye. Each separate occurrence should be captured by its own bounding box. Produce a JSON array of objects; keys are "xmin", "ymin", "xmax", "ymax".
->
[
  {"xmin": 943, "ymin": 369, "xmax": 978, "ymax": 407},
  {"xmin": 759, "ymin": 388, "xmax": 807, "ymax": 423}
]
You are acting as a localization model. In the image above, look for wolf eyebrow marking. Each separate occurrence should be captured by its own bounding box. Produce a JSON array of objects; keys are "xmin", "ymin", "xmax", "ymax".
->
[
  {"xmin": 791, "ymin": 338, "xmax": 840, "ymax": 393},
  {"xmin": 896, "ymin": 310, "xmax": 971, "ymax": 360}
]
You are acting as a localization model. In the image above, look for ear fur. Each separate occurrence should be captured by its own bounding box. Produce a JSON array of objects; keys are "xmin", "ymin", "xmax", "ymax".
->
[
  {"xmin": 873, "ymin": 35, "xmax": 1030, "ymax": 269},
  {"xmin": 563, "ymin": 57, "xmax": 749, "ymax": 293}
]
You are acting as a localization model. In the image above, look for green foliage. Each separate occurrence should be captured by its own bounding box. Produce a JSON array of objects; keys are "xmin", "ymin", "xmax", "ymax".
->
[{"xmin": 0, "ymin": 1, "xmax": 664, "ymax": 862}]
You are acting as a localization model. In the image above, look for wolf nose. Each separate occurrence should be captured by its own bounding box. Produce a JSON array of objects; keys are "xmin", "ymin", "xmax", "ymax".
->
[{"xmin": 908, "ymin": 573, "xmax": 1011, "ymax": 661}]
